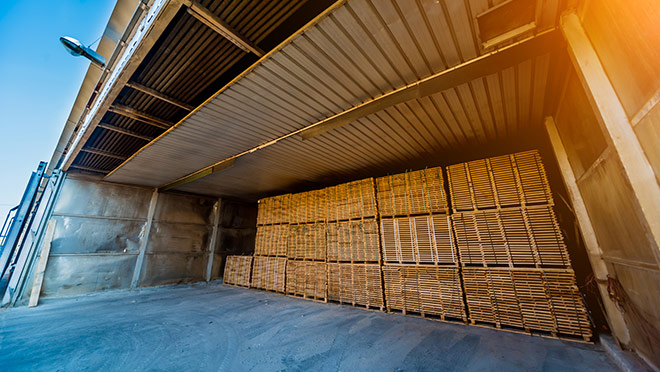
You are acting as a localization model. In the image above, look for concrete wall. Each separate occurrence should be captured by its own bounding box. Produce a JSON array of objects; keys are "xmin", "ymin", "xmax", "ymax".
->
[
  {"xmin": 23, "ymin": 175, "xmax": 256, "ymax": 300},
  {"xmin": 553, "ymin": 3, "xmax": 660, "ymax": 367}
]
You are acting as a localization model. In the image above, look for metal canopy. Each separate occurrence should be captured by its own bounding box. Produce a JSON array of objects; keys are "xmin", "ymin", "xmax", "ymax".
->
[{"xmin": 104, "ymin": 0, "xmax": 566, "ymax": 200}]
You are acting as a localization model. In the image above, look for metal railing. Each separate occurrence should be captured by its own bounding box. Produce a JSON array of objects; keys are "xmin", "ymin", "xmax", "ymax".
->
[{"xmin": 0, "ymin": 206, "xmax": 18, "ymax": 250}]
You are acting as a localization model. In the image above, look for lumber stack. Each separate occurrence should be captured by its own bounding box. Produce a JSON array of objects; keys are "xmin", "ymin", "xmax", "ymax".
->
[
  {"xmin": 327, "ymin": 263, "xmax": 383, "ymax": 309},
  {"xmin": 446, "ymin": 150, "xmax": 552, "ymax": 212},
  {"xmin": 326, "ymin": 178, "xmax": 377, "ymax": 221},
  {"xmin": 327, "ymin": 219, "xmax": 380, "ymax": 262},
  {"xmin": 286, "ymin": 260, "xmax": 327, "ymax": 300},
  {"xmin": 223, "ymin": 255, "xmax": 252, "ymax": 287},
  {"xmin": 382, "ymin": 265, "xmax": 466, "ymax": 320},
  {"xmin": 250, "ymin": 256, "xmax": 286, "ymax": 293},
  {"xmin": 226, "ymin": 149, "xmax": 592, "ymax": 342},
  {"xmin": 449, "ymin": 150, "xmax": 590, "ymax": 340},
  {"xmin": 376, "ymin": 167, "xmax": 448, "ymax": 217},
  {"xmin": 380, "ymin": 214, "xmax": 456, "ymax": 265},
  {"xmin": 254, "ymin": 224, "xmax": 288, "ymax": 257},
  {"xmin": 462, "ymin": 268, "xmax": 591, "ymax": 339},
  {"xmin": 256, "ymin": 194, "xmax": 291, "ymax": 225},
  {"xmin": 452, "ymin": 205, "xmax": 570, "ymax": 267},
  {"xmin": 287, "ymin": 223, "xmax": 327, "ymax": 261}
]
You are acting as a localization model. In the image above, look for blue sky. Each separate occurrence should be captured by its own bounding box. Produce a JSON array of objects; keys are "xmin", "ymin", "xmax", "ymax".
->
[{"xmin": 0, "ymin": 1, "xmax": 116, "ymax": 220}]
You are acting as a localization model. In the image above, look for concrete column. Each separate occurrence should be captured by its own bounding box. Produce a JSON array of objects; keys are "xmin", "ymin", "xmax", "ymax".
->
[{"xmin": 131, "ymin": 189, "xmax": 159, "ymax": 289}]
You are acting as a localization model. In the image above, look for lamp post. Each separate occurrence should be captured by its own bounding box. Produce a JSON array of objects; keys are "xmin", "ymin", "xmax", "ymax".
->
[{"xmin": 59, "ymin": 36, "xmax": 106, "ymax": 68}]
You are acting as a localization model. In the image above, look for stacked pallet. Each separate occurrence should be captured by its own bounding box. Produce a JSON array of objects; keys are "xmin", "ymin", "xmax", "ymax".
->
[
  {"xmin": 376, "ymin": 167, "xmax": 448, "ymax": 216},
  {"xmin": 378, "ymin": 166, "xmax": 463, "ymax": 319},
  {"xmin": 256, "ymin": 194, "xmax": 291, "ymax": 225},
  {"xmin": 326, "ymin": 219, "xmax": 380, "ymax": 262},
  {"xmin": 447, "ymin": 150, "xmax": 552, "ymax": 212},
  {"xmin": 327, "ymin": 263, "xmax": 383, "ymax": 309},
  {"xmin": 287, "ymin": 223, "xmax": 327, "ymax": 261},
  {"xmin": 449, "ymin": 150, "xmax": 591, "ymax": 340},
  {"xmin": 250, "ymin": 256, "xmax": 286, "ymax": 293},
  {"xmin": 380, "ymin": 214, "xmax": 456, "ymax": 265},
  {"xmin": 452, "ymin": 205, "xmax": 570, "ymax": 267},
  {"xmin": 326, "ymin": 178, "xmax": 377, "ymax": 221},
  {"xmin": 223, "ymin": 255, "xmax": 253, "ymax": 287},
  {"xmin": 254, "ymin": 224, "xmax": 288, "ymax": 257},
  {"xmin": 382, "ymin": 265, "xmax": 466, "ymax": 320},
  {"xmin": 462, "ymin": 268, "xmax": 591, "ymax": 339},
  {"xmin": 290, "ymin": 188, "xmax": 326, "ymax": 224},
  {"xmin": 286, "ymin": 260, "xmax": 327, "ymax": 300}
]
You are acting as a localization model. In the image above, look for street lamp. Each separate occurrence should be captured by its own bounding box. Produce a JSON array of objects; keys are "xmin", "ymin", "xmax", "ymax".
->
[{"xmin": 59, "ymin": 36, "xmax": 106, "ymax": 68}]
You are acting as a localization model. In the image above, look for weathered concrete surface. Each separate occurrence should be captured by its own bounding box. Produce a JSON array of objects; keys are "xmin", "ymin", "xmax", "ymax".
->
[{"xmin": 0, "ymin": 284, "xmax": 619, "ymax": 372}]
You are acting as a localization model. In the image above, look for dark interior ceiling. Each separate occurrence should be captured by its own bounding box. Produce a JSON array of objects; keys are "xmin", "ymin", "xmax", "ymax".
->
[{"xmin": 70, "ymin": 0, "xmax": 335, "ymax": 174}]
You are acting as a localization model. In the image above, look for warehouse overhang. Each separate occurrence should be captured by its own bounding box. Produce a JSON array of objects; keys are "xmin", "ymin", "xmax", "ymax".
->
[{"xmin": 104, "ymin": 0, "xmax": 566, "ymax": 200}]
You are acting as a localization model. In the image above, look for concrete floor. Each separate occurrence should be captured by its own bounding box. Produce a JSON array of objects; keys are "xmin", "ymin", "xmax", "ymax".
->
[{"xmin": 0, "ymin": 283, "xmax": 619, "ymax": 372}]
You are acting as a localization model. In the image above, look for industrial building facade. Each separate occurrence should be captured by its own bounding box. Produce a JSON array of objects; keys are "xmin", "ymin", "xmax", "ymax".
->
[{"xmin": 1, "ymin": 0, "xmax": 659, "ymax": 369}]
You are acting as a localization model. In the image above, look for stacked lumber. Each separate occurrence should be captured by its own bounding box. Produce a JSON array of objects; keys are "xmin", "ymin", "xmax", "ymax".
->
[
  {"xmin": 250, "ymin": 256, "xmax": 286, "ymax": 293},
  {"xmin": 223, "ymin": 255, "xmax": 252, "ymax": 287},
  {"xmin": 447, "ymin": 150, "xmax": 552, "ymax": 212},
  {"xmin": 290, "ymin": 188, "xmax": 327, "ymax": 224},
  {"xmin": 256, "ymin": 194, "xmax": 291, "ymax": 225},
  {"xmin": 382, "ymin": 265, "xmax": 466, "ymax": 320},
  {"xmin": 452, "ymin": 205, "xmax": 570, "ymax": 267},
  {"xmin": 327, "ymin": 263, "xmax": 383, "ymax": 308},
  {"xmin": 287, "ymin": 223, "xmax": 326, "ymax": 261},
  {"xmin": 254, "ymin": 224, "xmax": 288, "ymax": 257},
  {"xmin": 327, "ymin": 219, "xmax": 380, "ymax": 262},
  {"xmin": 286, "ymin": 260, "xmax": 327, "ymax": 300},
  {"xmin": 326, "ymin": 178, "xmax": 377, "ymax": 221},
  {"xmin": 380, "ymin": 214, "xmax": 456, "ymax": 265},
  {"xmin": 376, "ymin": 167, "xmax": 448, "ymax": 217},
  {"xmin": 462, "ymin": 268, "xmax": 591, "ymax": 339}
]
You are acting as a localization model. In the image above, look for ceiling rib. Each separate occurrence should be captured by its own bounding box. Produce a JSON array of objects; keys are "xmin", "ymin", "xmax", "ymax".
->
[
  {"xmin": 97, "ymin": 123, "xmax": 156, "ymax": 141},
  {"xmin": 69, "ymin": 165, "xmax": 109, "ymax": 173},
  {"xmin": 107, "ymin": 104, "xmax": 173, "ymax": 129},
  {"xmin": 185, "ymin": 0, "xmax": 265, "ymax": 57},
  {"xmin": 80, "ymin": 147, "xmax": 128, "ymax": 161},
  {"xmin": 158, "ymin": 29, "xmax": 562, "ymax": 191},
  {"xmin": 125, "ymin": 81, "xmax": 194, "ymax": 110}
]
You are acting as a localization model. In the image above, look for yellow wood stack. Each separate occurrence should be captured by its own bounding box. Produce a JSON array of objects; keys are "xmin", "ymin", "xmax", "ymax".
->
[
  {"xmin": 327, "ymin": 263, "xmax": 383, "ymax": 309},
  {"xmin": 285, "ymin": 260, "xmax": 327, "ymax": 300},
  {"xmin": 326, "ymin": 178, "xmax": 377, "ymax": 221},
  {"xmin": 446, "ymin": 150, "xmax": 552, "ymax": 212},
  {"xmin": 250, "ymin": 256, "xmax": 286, "ymax": 293},
  {"xmin": 380, "ymin": 214, "xmax": 456, "ymax": 265},
  {"xmin": 223, "ymin": 255, "xmax": 253, "ymax": 287},
  {"xmin": 326, "ymin": 219, "xmax": 380, "ymax": 262},
  {"xmin": 289, "ymin": 188, "xmax": 327, "ymax": 224},
  {"xmin": 382, "ymin": 265, "xmax": 466, "ymax": 320},
  {"xmin": 256, "ymin": 194, "xmax": 291, "ymax": 225},
  {"xmin": 225, "ymin": 149, "xmax": 592, "ymax": 342},
  {"xmin": 449, "ymin": 150, "xmax": 590, "ymax": 340},
  {"xmin": 452, "ymin": 205, "xmax": 570, "ymax": 267},
  {"xmin": 376, "ymin": 167, "xmax": 448, "ymax": 217},
  {"xmin": 287, "ymin": 223, "xmax": 326, "ymax": 261},
  {"xmin": 462, "ymin": 268, "xmax": 592, "ymax": 339},
  {"xmin": 254, "ymin": 224, "xmax": 288, "ymax": 257}
]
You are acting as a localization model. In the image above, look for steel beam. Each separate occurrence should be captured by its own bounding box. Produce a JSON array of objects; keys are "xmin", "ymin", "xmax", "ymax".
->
[
  {"xmin": 69, "ymin": 165, "xmax": 109, "ymax": 173},
  {"xmin": 125, "ymin": 81, "xmax": 194, "ymax": 111},
  {"xmin": 185, "ymin": 0, "xmax": 265, "ymax": 57},
  {"xmin": 97, "ymin": 123, "xmax": 155, "ymax": 141},
  {"xmin": 81, "ymin": 147, "xmax": 128, "ymax": 161},
  {"xmin": 108, "ymin": 104, "xmax": 172, "ymax": 129}
]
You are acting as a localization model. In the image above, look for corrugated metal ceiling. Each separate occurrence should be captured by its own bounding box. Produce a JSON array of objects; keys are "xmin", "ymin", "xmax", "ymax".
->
[{"xmin": 104, "ymin": 0, "xmax": 565, "ymax": 200}]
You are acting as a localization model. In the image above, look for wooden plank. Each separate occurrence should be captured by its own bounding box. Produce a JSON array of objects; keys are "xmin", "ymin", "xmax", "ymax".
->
[
  {"xmin": 562, "ymin": 12, "xmax": 660, "ymax": 263},
  {"xmin": 27, "ymin": 220, "xmax": 57, "ymax": 308}
]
